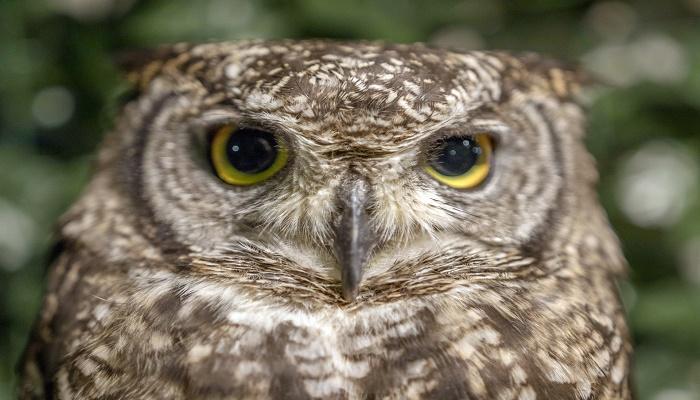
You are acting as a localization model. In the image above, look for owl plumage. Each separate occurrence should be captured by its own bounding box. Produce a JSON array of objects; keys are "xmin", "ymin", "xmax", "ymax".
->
[{"xmin": 20, "ymin": 40, "xmax": 632, "ymax": 399}]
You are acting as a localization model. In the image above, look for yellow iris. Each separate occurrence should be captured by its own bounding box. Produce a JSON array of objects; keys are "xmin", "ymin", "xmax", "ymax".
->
[
  {"xmin": 210, "ymin": 124, "xmax": 288, "ymax": 186},
  {"xmin": 425, "ymin": 133, "xmax": 493, "ymax": 189}
]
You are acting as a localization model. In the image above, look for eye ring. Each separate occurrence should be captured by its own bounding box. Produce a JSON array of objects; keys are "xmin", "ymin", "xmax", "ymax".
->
[
  {"xmin": 209, "ymin": 124, "xmax": 288, "ymax": 186},
  {"xmin": 424, "ymin": 133, "xmax": 493, "ymax": 189}
]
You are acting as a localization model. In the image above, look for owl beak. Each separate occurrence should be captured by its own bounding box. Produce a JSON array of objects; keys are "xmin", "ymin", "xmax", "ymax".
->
[{"xmin": 334, "ymin": 177, "xmax": 375, "ymax": 302}]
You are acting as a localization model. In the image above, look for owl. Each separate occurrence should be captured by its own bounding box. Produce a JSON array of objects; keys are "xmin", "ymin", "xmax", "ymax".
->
[{"xmin": 19, "ymin": 40, "xmax": 633, "ymax": 399}]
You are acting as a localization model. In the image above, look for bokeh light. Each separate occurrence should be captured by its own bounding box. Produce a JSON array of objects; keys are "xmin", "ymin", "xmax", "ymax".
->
[{"xmin": 616, "ymin": 140, "xmax": 698, "ymax": 228}]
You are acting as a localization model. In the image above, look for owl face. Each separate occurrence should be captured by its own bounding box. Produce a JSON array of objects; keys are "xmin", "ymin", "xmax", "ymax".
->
[{"xmin": 124, "ymin": 41, "xmax": 592, "ymax": 302}]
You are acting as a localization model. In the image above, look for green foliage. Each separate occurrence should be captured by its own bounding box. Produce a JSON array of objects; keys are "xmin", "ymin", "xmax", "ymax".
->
[{"xmin": 1, "ymin": 0, "xmax": 699, "ymax": 398}]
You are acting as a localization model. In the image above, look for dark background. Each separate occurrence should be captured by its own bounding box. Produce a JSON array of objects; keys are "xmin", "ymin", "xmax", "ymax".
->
[{"xmin": 1, "ymin": 0, "xmax": 699, "ymax": 398}]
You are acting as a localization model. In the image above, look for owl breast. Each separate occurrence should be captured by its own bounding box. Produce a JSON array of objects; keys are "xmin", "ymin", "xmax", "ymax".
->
[{"xmin": 46, "ymin": 248, "xmax": 629, "ymax": 400}]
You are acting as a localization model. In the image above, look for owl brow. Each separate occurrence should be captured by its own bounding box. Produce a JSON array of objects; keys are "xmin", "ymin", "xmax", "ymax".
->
[
  {"xmin": 188, "ymin": 109, "xmax": 289, "ymax": 143},
  {"xmin": 196, "ymin": 108, "xmax": 242, "ymax": 125},
  {"xmin": 422, "ymin": 120, "xmax": 507, "ymax": 143},
  {"xmin": 469, "ymin": 118, "xmax": 510, "ymax": 135}
]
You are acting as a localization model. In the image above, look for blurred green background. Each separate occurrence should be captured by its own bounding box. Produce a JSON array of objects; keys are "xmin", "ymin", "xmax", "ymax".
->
[{"xmin": 1, "ymin": 0, "xmax": 699, "ymax": 398}]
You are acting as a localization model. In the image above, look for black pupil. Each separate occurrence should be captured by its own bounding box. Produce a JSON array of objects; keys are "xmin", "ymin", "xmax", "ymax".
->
[
  {"xmin": 431, "ymin": 136, "xmax": 482, "ymax": 176},
  {"xmin": 226, "ymin": 128, "xmax": 278, "ymax": 174}
]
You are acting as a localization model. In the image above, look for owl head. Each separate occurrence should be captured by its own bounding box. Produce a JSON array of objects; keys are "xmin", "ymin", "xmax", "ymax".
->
[{"xmin": 86, "ymin": 40, "xmax": 624, "ymax": 304}]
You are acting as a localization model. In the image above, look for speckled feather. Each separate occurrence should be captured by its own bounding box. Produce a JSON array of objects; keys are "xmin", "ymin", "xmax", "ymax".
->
[{"xmin": 20, "ymin": 40, "xmax": 632, "ymax": 399}]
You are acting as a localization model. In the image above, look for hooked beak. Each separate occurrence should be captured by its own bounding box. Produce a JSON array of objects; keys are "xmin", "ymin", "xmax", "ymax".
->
[{"xmin": 333, "ymin": 177, "xmax": 375, "ymax": 302}]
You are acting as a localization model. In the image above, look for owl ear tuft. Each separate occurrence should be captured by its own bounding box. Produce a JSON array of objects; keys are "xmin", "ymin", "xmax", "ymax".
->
[
  {"xmin": 113, "ymin": 43, "xmax": 192, "ymax": 90},
  {"xmin": 512, "ymin": 52, "xmax": 601, "ymax": 105}
]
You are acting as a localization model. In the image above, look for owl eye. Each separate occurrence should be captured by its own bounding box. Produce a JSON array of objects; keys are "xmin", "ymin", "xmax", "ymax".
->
[
  {"xmin": 210, "ymin": 124, "xmax": 288, "ymax": 186},
  {"xmin": 424, "ymin": 133, "xmax": 493, "ymax": 189}
]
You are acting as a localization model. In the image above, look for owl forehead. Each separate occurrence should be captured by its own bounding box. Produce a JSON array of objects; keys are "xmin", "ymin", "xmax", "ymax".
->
[{"xmin": 213, "ymin": 42, "xmax": 507, "ymax": 149}]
